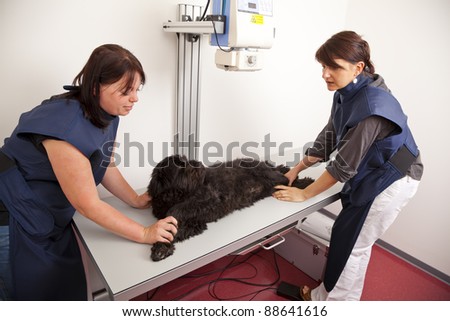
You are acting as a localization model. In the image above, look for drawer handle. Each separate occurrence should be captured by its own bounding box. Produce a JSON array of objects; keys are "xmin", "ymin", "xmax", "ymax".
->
[{"xmin": 260, "ymin": 234, "xmax": 286, "ymax": 250}]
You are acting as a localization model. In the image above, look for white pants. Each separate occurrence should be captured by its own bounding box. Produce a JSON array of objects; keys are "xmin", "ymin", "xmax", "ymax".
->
[{"xmin": 312, "ymin": 175, "xmax": 420, "ymax": 301}]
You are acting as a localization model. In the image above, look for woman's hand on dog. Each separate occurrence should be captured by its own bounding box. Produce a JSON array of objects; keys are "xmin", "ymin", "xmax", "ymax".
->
[
  {"xmin": 143, "ymin": 216, "xmax": 178, "ymax": 244},
  {"xmin": 273, "ymin": 185, "xmax": 308, "ymax": 202},
  {"xmin": 272, "ymin": 185, "xmax": 307, "ymax": 202},
  {"xmin": 131, "ymin": 192, "xmax": 152, "ymax": 209},
  {"xmin": 274, "ymin": 170, "xmax": 338, "ymax": 202}
]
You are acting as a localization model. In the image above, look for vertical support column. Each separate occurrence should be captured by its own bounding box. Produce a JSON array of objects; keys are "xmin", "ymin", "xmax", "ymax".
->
[{"xmin": 174, "ymin": 4, "xmax": 204, "ymax": 160}]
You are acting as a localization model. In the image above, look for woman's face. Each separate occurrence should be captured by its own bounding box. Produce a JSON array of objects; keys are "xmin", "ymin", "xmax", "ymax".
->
[
  {"xmin": 321, "ymin": 58, "xmax": 363, "ymax": 91},
  {"xmin": 99, "ymin": 73, "xmax": 142, "ymax": 116}
]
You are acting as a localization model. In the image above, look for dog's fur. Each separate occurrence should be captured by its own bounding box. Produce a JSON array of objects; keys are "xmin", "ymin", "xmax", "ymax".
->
[{"xmin": 147, "ymin": 155, "xmax": 314, "ymax": 261}]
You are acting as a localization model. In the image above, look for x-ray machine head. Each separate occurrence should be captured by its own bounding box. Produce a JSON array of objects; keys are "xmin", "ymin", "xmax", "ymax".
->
[
  {"xmin": 161, "ymin": 1, "xmax": 274, "ymax": 157},
  {"xmin": 211, "ymin": 0, "xmax": 275, "ymax": 71}
]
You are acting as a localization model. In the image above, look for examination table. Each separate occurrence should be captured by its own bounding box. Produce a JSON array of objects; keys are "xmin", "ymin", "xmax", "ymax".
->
[{"xmin": 73, "ymin": 155, "xmax": 342, "ymax": 301}]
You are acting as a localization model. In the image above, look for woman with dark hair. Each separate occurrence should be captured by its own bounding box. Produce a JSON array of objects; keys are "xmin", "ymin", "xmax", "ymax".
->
[
  {"xmin": 0, "ymin": 44, "xmax": 177, "ymax": 300},
  {"xmin": 273, "ymin": 31, "xmax": 423, "ymax": 300}
]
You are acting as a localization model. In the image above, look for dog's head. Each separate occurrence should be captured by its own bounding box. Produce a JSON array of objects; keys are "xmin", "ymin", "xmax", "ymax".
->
[{"xmin": 148, "ymin": 155, "xmax": 206, "ymax": 218}]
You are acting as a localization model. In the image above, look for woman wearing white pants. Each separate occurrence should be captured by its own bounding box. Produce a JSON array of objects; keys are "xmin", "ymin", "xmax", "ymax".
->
[
  {"xmin": 312, "ymin": 175, "xmax": 420, "ymax": 300},
  {"xmin": 273, "ymin": 31, "xmax": 423, "ymax": 301}
]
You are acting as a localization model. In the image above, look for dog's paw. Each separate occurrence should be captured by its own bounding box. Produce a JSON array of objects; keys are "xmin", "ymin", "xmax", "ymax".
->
[
  {"xmin": 293, "ymin": 177, "xmax": 315, "ymax": 189},
  {"xmin": 150, "ymin": 242, "xmax": 175, "ymax": 261}
]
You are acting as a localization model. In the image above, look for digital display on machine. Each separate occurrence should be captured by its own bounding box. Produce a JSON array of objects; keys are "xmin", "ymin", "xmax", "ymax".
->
[{"xmin": 238, "ymin": 0, "xmax": 273, "ymax": 16}]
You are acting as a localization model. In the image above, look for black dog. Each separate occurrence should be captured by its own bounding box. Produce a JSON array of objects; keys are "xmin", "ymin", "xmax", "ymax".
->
[{"xmin": 147, "ymin": 155, "xmax": 314, "ymax": 261}]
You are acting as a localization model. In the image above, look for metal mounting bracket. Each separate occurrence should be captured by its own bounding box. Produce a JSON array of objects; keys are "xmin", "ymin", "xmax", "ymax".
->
[{"xmin": 163, "ymin": 5, "xmax": 225, "ymax": 159}]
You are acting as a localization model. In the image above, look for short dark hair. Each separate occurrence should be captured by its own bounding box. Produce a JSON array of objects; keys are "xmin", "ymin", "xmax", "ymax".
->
[
  {"xmin": 315, "ymin": 31, "xmax": 375, "ymax": 74},
  {"xmin": 63, "ymin": 44, "xmax": 146, "ymax": 128}
]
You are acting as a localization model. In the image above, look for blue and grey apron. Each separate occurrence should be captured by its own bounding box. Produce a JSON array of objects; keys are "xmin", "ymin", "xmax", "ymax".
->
[
  {"xmin": 0, "ymin": 99, "xmax": 118, "ymax": 300},
  {"xmin": 323, "ymin": 75, "xmax": 419, "ymax": 292}
]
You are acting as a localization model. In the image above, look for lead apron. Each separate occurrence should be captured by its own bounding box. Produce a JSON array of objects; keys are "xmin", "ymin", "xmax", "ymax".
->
[
  {"xmin": 322, "ymin": 146, "xmax": 416, "ymax": 292},
  {"xmin": 0, "ymin": 155, "xmax": 86, "ymax": 300}
]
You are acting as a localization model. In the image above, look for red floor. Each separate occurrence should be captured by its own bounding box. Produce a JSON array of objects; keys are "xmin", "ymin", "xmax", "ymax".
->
[
  {"xmin": 361, "ymin": 246, "xmax": 450, "ymax": 301},
  {"xmin": 131, "ymin": 245, "xmax": 450, "ymax": 301}
]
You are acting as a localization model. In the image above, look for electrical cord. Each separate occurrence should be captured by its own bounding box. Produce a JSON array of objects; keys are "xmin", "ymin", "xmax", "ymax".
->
[
  {"xmin": 211, "ymin": 19, "xmax": 234, "ymax": 53},
  {"xmin": 199, "ymin": 0, "xmax": 211, "ymax": 21},
  {"xmin": 207, "ymin": 250, "xmax": 281, "ymax": 300},
  {"xmin": 200, "ymin": 0, "xmax": 233, "ymax": 52},
  {"xmin": 154, "ymin": 248, "xmax": 282, "ymax": 301}
]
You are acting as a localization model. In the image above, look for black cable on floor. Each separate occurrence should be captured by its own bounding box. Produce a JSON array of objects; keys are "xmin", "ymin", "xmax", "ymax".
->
[{"xmin": 166, "ymin": 248, "xmax": 282, "ymax": 301}]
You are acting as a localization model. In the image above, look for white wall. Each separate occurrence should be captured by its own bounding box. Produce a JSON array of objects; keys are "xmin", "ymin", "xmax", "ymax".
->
[
  {"xmin": 343, "ymin": 0, "xmax": 450, "ymax": 278},
  {"xmin": 199, "ymin": 0, "xmax": 347, "ymax": 163},
  {"xmin": 0, "ymin": 0, "xmax": 181, "ymax": 190},
  {"xmin": 1, "ymin": 0, "xmax": 449, "ymax": 277}
]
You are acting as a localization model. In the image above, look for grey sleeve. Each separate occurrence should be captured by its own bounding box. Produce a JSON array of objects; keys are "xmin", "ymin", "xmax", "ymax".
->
[
  {"xmin": 305, "ymin": 116, "xmax": 337, "ymax": 161},
  {"xmin": 325, "ymin": 116, "xmax": 397, "ymax": 182}
]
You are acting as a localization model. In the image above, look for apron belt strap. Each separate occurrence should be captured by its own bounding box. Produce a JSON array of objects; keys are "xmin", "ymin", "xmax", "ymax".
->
[
  {"xmin": 0, "ymin": 201, "xmax": 8, "ymax": 226},
  {"xmin": 0, "ymin": 150, "xmax": 16, "ymax": 173},
  {"xmin": 390, "ymin": 145, "xmax": 417, "ymax": 175}
]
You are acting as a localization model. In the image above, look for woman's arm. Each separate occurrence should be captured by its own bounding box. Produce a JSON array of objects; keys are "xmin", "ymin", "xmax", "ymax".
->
[
  {"xmin": 274, "ymin": 169, "xmax": 338, "ymax": 202},
  {"xmin": 42, "ymin": 139, "xmax": 177, "ymax": 244},
  {"xmin": 284, "ymin": 155, "xmax": 323, "ymax": 185},
  {"xmin": 101, "ymin": 163, "xmax": 151, "ymax": 209}
]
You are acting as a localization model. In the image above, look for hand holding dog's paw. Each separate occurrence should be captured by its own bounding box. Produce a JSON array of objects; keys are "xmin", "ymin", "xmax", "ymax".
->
[{"xmin": 143, "ymin": 216, "xmax": 178, "ymax": 244}]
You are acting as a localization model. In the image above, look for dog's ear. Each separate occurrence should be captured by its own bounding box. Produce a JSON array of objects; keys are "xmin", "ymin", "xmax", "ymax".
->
[
  {"xmin": 151, "ymin": 186, "xmax": 186, "ymax": 219},
  {"xmin": 148, "ymin": 167, "xmax": 168, "ymax": 197},
  {"xmin": 148, "ymin": 155, "xmax": 179, "ymax": 197},
  {"xmin": 149, "ymin": 154, "xmax": 206, "ymax": 197}
]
